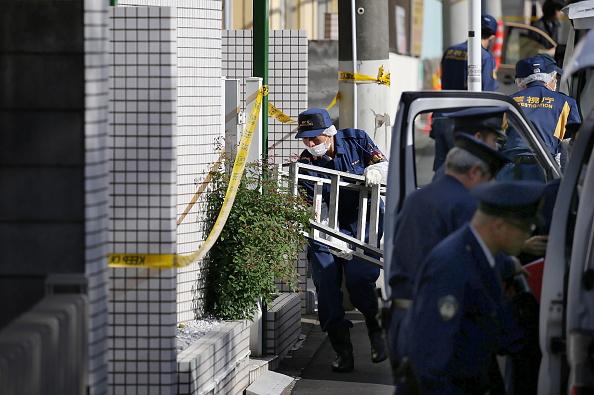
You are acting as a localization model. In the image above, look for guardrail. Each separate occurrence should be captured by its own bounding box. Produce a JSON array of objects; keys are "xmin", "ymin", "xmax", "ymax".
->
[{"xmin": 285, "ymin": 162, "xmax": 386, "ymax": 269}]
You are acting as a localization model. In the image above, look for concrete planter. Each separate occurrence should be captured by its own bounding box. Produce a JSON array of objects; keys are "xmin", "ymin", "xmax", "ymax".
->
[
  {"xmin": 266, "ymin": 292, "xmax": 302, "ymax": 362},
  {"xmin": 177, "ymin": 320, "xmax": 250, "ymax": 395}
]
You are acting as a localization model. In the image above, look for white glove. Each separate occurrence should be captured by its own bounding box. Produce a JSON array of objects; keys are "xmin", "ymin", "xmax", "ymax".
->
[
  {"xmin": 365, "ymin": 168, "xmax": 383, "ymax": 186},
  {"xmin": 364, "ymin": 162, "xmax": 389, "ymax": 186},
  {"xmin": 327, "ymin": 235, "xmax": 353, "ymax": 260}
]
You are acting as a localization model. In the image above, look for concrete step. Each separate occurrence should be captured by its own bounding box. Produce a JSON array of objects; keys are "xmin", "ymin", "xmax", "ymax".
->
[{"xmin": 245, "ymin": 370, "xmax": 295, "ymax": 395}]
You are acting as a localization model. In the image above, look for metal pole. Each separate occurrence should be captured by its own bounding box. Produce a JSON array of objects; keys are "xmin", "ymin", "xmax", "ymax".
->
[
  {"xmin": 253, "ymin": 0, "xmax": 269, "ymax": 356},
  {"xmin": 467, "ymin": 0, "xmax": 481, "ymax": 91},
  {"xmin": 253, "ymin": 0, "xmax": 269, "ymax": 159},
  {"xmin": 223, "ymin": 0, "xmax": 232, "ymax": 29}
]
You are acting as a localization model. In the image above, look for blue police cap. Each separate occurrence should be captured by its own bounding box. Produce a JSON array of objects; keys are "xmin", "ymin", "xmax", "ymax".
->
[
  {"xmin": 453, "ymin": 133, "xmax": 510, "ymax": 175},
  {"xmin": 295, "ymin": 108, "xmax": 333, "ymax": 139},
  {"xmin": 471, "ymin": 180, "xmax": 546, "ymax": 224},
  {"xmin": 481, "ymin": 14, "xmax": 498, "ymax": 36},
  {"xmin": 537, "ymin": 53, "xmax": 563, "ymax": 75},
  {"xmin": 447, "ymin": 106, "xmax": 508, "ymax": 138},
  {"xmin": 516, "ymin": 56, "xmax": 545, "ymax": 79}
]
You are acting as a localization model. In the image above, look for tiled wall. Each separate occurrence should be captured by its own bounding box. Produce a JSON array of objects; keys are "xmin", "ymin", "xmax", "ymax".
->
[
  {"xmin": 177, "ymin": 320, "xmax": 250, "ymax": 395},
  {"xmin": 86, "ymin": 0, "xmax": 112, "ymax": 392},
  {"xmin": 116, "ymin": 0, "xmax": 224, "ymax": 324},
  {"xmin": 222, "ymin": 30, "xmax": 308, "ymax": 167},
  {"xmin": 222, "ymin": 29, "xmax": 310, "ymax": 304},
  {"xmin": 108, "ymin": 6, "xmax": 179, "ymax": 394}
]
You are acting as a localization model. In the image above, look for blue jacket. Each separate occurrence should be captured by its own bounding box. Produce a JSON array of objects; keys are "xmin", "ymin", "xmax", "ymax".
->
[
  {"xmin": 388, "ymin": 175, "xmax": 476, "ymax": 299},
  {"xmin": 507, "ymin": 82, "xmax": 581, "ymax": 156},
  {"xmin": 399, "ymin": 224, "xmax": 507, "ymax": 394},
  {"xmin": 297, "ymin": 128, "xmax": 386, "ymax": 248},
  {"xmin": 441, "ymin": 41, "xmax": 498, "ymax": 91}
]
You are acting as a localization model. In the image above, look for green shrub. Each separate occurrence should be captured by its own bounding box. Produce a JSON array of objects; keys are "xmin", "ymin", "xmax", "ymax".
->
[{"xmin": 204, "ymin": 155, "xmax": 311, "ymax": 321}]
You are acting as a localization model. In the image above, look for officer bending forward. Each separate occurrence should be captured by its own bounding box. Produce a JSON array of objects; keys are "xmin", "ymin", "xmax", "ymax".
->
[
  {"xmin": 395, "ymin": 181, "xmax": 545, "ymax": 394},
  {"xmin": 296, "ymin": 108, "xmax": 389, "ymax": 372}
]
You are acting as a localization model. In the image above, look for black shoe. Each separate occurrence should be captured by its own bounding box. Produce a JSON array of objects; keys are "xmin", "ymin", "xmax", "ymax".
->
[
  {"xmin": 370, "ymin": 331, "xmax": 388, "ymax": 363},
  {"xmin": 364, "ymin": 312, "xmax": 389, "ymax": 363},
  {"xmin": 332, "ymin": 349, "xmax": 355, "ymax": 372},
  {"xmin": 328, "ymin": 327, "xmax": 355, "ymax": 372}
]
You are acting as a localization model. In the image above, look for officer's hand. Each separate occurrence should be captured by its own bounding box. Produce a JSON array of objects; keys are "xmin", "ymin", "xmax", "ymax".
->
[
  {"xmin": 334, "ymin": 249, "xmax": 353, "ymax": 260},
  {"xmin": 522, "ymin": 235, "xmax": 548, "ymax": 257},
  {"xmin": 327, "ymin": 235, "xmax": 353, "ymax": 260},
  {"xmin": 511, "ymin": 256, "xmax": 531, "ymax": 278},
  {"xmin": 365, "ymin": 168, "xmax": 383, "ymax": 186}
]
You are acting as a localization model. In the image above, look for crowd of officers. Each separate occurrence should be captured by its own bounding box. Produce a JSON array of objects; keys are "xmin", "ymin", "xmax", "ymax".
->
[{"xmin": 293, "ymin": 10, "xmax": 581, "ymax": 394}]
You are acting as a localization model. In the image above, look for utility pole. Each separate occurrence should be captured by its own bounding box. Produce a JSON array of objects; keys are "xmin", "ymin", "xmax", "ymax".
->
[
  {"xmin": 337, "ymin": 0, "xmax": 391, "ymax": 153},
  {"xmin": 481, "ymin": 0, "xmax": 502, "ymax": 20},
  {"xmin": 442, "ymin": 0, "xmax": 468, "ymax": 50}
]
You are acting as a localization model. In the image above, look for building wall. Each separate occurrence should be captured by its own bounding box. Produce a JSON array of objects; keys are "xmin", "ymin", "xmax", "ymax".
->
[
  {"xmin": 0, "ymin": 0, "xmax": 111, "ymax": 393},
  {"xmin": 222, "ymin": 29, "xmax": 309, "ymax": 307},
  {"xmin": 86, "ymin": 1, "xmax": 112, "ymax": 392},
  {"xmin": 232, "ymin": 0, "xmax": 337, "ymax": 40},
  {"xmin": 222, "ymin": 30, "xmax": 308, "ymax": 166},
  {"xmin": 108, "ymin": 7, "xmax": 179, "ymax": 394},
  {"xmin": 115, "ymin": 0, "xmax": 223, "ymax": 324}
]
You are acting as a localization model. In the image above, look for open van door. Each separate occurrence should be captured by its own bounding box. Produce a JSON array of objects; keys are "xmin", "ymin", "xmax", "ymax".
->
[
  {"xmin": 539, "ymin": 24, "xmax": 594, "ymax": 395},
  {"xmin": 382, "ymin": 90, "xmax": 561, "ymax": 299}
]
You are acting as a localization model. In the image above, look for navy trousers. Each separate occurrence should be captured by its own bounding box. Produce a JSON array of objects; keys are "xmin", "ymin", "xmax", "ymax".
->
[{"xmin": 308, "ymin": 247, "xmax": 380, "ymax": 332}]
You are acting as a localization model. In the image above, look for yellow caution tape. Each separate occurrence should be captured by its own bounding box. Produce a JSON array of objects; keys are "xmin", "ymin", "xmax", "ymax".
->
[
  {"xmin": 268, "ymin": 104, "xmax": 293, "ymax": 123},
  {"xmin": 338, "ymin": 65, "xmax": 390, "ymax": 86},
  {"xmin": 176, "ymin": 149, "xmax": 225, "ymax": 227},
  {"xmin": 109, "ymin": 253, "xmax": 177, "ymax": 268},
  {"xmin": 326, "ymin": 92, "xmax": 340, "ymax": 110},
  {"xmin": 268, "ymin": 91, "xmax": 341, "ymax": 127},
  {"xmin": 268, "ymin": 102, "xmax": 297, "ymax": 124},
  {"xmin": 109, "ymin": 85, "xmax": 269, "ymax": 269},
  {"xmin": 267, "ymin": 91, "xmax": 342, "ymax": 151}
]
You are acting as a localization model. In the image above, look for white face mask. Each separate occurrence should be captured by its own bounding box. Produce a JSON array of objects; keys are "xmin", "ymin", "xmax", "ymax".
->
[{"xmin": 307, "ymin": 138, "xmax": 329, "ymax": 156}]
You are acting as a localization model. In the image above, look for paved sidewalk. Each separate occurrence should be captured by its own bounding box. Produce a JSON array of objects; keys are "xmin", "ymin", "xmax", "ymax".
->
[{"xmin": 277, "ymin": 310, "xmax": 395, "ymax": 395}]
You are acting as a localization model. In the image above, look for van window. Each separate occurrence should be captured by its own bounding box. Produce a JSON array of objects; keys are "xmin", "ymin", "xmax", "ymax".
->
[
  {"xmin": 503, "ymin": 24, "xmax": 556, "ymax": 66},
  {"xmin": 411, "ymin": 110, "xmax": 555, "ymax": 187}
]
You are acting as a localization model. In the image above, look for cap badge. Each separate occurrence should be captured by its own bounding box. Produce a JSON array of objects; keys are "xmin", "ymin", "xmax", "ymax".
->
[{"xmin": 300, "ymin": 119, "xmax": 313, "ymax": 127}]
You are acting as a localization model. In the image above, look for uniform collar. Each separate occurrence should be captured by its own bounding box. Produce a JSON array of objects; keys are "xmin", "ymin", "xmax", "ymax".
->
[
  {"xmin": 469, "ymin": 223, "xmax": 496, "ymax": 268},
  {"xmin": 526, "ymin": 81, "xmax": 547, "ymax": 89},
  {"xmin": 333, "ymin": 129, "xmax": 346, "ymax": 156}
]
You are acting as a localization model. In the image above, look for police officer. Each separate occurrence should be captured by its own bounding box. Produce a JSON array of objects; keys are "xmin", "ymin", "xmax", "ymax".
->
[
  {"xmin": 386, "ymin": 130, "xmax": 512, "ymax": 380},
  {"xmin": 498, "ymin": 55, "xmax": 581, "ymax": 181},
  {"xmin": 432, "ymin": 106, "xmax": 508, "ymax": 181},
  {"xmin": 431, "ymin": 14, "xmax": 500, "ymax": 171},
  {"xmin": 396, "ymin": 181, "xmax": 546, "ymax": 394},
  {"xmin": 296, "ymin": 108, "xmax": 389, "ymax": 372}
]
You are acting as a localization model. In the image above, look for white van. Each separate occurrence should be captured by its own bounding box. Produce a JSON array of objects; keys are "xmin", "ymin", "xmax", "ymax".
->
[{"xmin": 538, "ymin": 2, "xmax": 594, "ymax": 394}]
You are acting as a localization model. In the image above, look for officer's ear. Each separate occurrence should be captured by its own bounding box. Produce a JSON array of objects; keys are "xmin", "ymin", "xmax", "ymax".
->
[
  {"xmin": 492, "ymin": 217, "xmax": 507, "ymax": 238},
  {"xmin": 468, "ymin": 165, "xmax": 490, "ymax": 185}
]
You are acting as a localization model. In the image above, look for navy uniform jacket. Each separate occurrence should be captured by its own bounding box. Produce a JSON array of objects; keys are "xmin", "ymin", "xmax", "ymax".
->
[
  {"xmin": 388, "ymin": 175, "xmax": 476, "ymax": 299},
  {"xmin": 441, "ymin": 41, "xmax": 498, "ymax": 91},
  {"xmin": 399, "ymin": 224, "xmax": 507, "ymax": 393},
  {"xmin": 297, "ymin": 128, "xmax": 386, "ymax": 247},
  {"xmin": 507, "ymin": 82, "xmax": 581, "ymax": 156}
]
